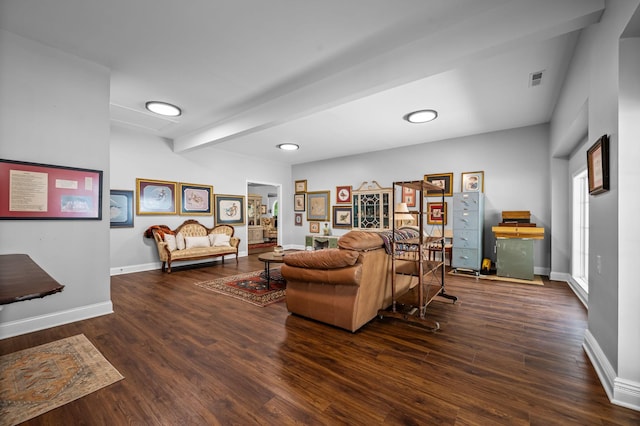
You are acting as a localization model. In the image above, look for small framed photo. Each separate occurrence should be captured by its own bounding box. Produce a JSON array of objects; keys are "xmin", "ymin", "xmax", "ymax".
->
[
  {"xmin": 461, "ymin": 171, "xmax": 484, "ymax": 193},
  {"xmin": 336, "ymin": 185, "xmax": 352, "ymax": 204},
  {"xmin": 402, "ymin": 186, "xmax": 416, "ymax": 207},
  {"xmin": 332, "ymin": 205, "xmax": 352, "ymax": 229},
  {"xmin": 427, "ymin": 202, "xmax": 447, "ymax": 225},
  {"xmin": 110, "ymin": 189, "xmax": 134, "ymax": 228},
  {"xmin": 136, "ymin": 178, "xmax": 178, "ymax": 215},
  {"xmin": 179, "ymin": 182, "xmax": 213, "ymax": 215},
  {"xmin": 295, "ymin": 179, "xmax": 307, "ymax": 193},
  {"xmin": 424, "ymin": 173, "xmax": 453, "ymax": 197},
  {"xmin": 260, "ymin": 204, "xmax": 267, "ymax": 214},
  {"xmin": 309, "ymin": 221, "xmax": 320, "ymax": 233},
  {"xmin": 587, "ymin": 135, "xmax": 609, "ymax": 195},
  {"xmin": 294, "ymin": 193, "xmax": 306, "ymax": 212},
  {"xmin": 294, "ymin": 213, "xmax": 303, "ymax": 226},
  {"xmin": 307, "ymin": 191, "xmax": 330, "ymax": 221},
  {"xmin": 214, "ymin": 194, "xmax": 246, "ymax": 225}
]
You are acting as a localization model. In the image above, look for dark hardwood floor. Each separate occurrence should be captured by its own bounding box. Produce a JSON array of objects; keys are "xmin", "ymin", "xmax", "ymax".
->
[{"xmin": 3, "ymin": 255, "xmax": 639, "ymax": 425}]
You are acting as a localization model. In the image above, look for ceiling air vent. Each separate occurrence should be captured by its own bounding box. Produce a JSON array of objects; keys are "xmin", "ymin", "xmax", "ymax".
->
[{"xmin": 529, "ymin": 70, "xmax": 545, "ymax": 87}]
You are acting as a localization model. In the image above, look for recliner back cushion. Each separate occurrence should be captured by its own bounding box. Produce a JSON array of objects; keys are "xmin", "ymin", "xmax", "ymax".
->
[
  {"xmin": 338, "ymin": 231, "xmax": 384, "ymax": 251},
  {"xmin": 284, "ymin": 248, "xmax": 359, "ymax": 269}
]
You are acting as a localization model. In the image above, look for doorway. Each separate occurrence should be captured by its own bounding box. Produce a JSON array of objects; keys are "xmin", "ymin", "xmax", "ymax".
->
[{"xmin": 247, "ymin": 181, "xmax": 281, "ymax": 255}]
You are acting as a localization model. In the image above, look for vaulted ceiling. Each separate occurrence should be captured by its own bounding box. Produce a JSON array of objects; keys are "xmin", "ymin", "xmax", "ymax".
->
[{"xmin": 0, "ymin": 0, "xmax": 605, "ymax": 164}]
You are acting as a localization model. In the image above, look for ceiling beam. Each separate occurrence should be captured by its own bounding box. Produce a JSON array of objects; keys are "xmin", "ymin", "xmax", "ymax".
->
[{"xmin": 173, "ymin": 0, "xmax": 603, "ymax": 153}]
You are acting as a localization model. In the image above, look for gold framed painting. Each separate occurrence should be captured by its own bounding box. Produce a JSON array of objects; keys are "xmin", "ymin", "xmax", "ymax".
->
[
  {"xmin": 136, "ymin": 178, "xmax": 178, "ymax": 215},
  {"xmin": 427, "ymin": 202, "xmax": 447, "ymax": 225},
  {"xmin": 306, "ymin": 191, "xmax": 330, "ymax": 221},
  {"xmin": 179, "ymin": 182, "xmax": 213, "ymax": 215},
  {"xmin": 295, "ymin": 179, "xmax": 307, "ymax": 193},
  {"xmin": 424, "ymin": 173, "xmax": 453, "ymax": 197},
  {"xmin": 332, "ymin": 205, "xmax": 352, "ymax": 228}
]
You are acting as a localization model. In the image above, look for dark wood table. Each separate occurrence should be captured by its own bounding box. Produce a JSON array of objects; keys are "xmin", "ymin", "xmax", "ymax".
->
[
  {"xmin": 257, "ymin": 252, "xmax": 285, "ymax": 289},
  {"xmin": 0, "ymin": 254, "xmax": 65, "ymax": 306}
]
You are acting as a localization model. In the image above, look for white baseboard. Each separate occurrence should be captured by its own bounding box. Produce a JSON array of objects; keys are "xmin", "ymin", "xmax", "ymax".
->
[
  {"xmin": 0, "ymin": 301, "xmax": 113, "ymax": 340},
  {"xmin": 110, "ymin": 253, "xmax": 248, "ymax": 276},
  {"xmin": 534, "ymin": 266, "xmax": 551, "ymax": 276},
  {"xmin": 110, "ymin": 262, "xmax": 159, "ymax": 275},
  {"xmin": 583, "ymin": 329, "xmax": 640, "ymax": 411},
  {"xmin": 549, "ymin": 271, "xmax": 570, "ymax": 282}
]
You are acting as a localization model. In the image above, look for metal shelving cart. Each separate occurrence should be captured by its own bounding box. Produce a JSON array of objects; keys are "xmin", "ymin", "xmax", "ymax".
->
[{"xmin": 378, "ymin": 180, "xmax": 457, "ymax": 330}]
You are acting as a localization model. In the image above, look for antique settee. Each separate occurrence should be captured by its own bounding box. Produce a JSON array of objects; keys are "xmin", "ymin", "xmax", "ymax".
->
[
  {"xmin": 146, "ymin": 220, "xmax": 240, "ymax": 273},
  {"xmin": 281, "ymin": 230, "xmax": 418, "ymax": 332}
]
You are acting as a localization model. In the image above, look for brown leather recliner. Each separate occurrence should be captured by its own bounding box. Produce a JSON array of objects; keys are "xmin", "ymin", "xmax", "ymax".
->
[{"xmin": 281, "ymin": 231, "xmax": 416, "ymax": 332}]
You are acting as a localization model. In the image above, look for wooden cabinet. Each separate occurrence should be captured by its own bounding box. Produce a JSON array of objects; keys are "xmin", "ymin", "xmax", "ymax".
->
[
  {"xmin": 352, "ymin": 181, "xmax": 392, "ymax": 231},
  {"xmin": 247, "ymin": 194, "xmax": 263, "ymax": 244},
  {"xmin": 451, "ymin": 192, "xmax": 484, "ymax": 275},
  {"xmin": 305, "ymin": 235, "xmax": 339, "ymax": 250}
]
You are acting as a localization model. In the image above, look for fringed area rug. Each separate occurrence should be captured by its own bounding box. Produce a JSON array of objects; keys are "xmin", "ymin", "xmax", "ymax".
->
[
  {"xmin": 195, "ymin": 269, "xmax": 286, "ymax": 307},
  {"xmin": 0, "ymin": 334, "xmax": 124, "ymax": 426}
]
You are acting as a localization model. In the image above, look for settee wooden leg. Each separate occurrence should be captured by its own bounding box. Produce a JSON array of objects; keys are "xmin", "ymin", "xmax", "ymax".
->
[{"xmin": 161, "ymin": 262, "xmax": 166, "ymax": 272}]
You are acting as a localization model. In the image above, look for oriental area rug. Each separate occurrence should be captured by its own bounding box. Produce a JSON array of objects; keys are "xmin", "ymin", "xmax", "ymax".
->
[
  {"xmin": 195, "ymin": 268, "xmax": 286, "ymax": 307},
  {"xmin": 0, "ymin": 334, "xmax": 124, "ymax": 426}
]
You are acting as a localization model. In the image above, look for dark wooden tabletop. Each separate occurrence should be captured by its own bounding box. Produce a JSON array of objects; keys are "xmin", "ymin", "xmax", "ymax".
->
[{"xmin": 0, "ymin": 254, "xmax": 64, "ymax": 305}]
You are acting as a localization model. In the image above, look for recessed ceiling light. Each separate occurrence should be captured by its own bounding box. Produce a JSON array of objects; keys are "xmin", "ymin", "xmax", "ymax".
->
[
  {"xmin": 145, "ymin": 101, "xmax": 182, "ymax": 117},
  {"xmin": 277, "ymin": 143, "xmax": 299, "ymax": 151},
  {"xmin": 403, "ymin": 109, "xmax": 438, "ymax": 123}
]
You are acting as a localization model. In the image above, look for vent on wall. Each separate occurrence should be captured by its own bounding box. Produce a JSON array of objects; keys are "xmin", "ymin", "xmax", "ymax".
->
[{"xmin": 529, "ymin": 70, "xmax": 545, "ymax": 87}]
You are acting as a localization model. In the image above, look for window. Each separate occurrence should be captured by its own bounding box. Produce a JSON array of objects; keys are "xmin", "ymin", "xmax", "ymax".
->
[{"xmin": 572, "ymin": 169, "xmax": 589, "ymax": 292}]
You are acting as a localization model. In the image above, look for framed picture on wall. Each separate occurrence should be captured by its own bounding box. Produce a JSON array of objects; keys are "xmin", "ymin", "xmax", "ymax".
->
[
  {"xmin": 0, "ymin": 159, "xmax": 103, "ymax": 220},
  {"xmin": 294, "ymin": 193, "xmax": 306, "ymax": 212},
  {"xmin": 332, "ymin": 205, "xmax": 352, "ymax": 228},
  {"xmin": 587, "ymin": 135, "xmax": 609, "ymax": 195},
  {"xmin": 214, "ymin": 194, "xmax": 245, "ymax": 225},
  {"xmin": 427, "ymin": 202, "xmax": 447, "ymax": 225},
  {"xmin": 402, "ymin": 186, "xmax": 416, "ymax": 207},
  {"xmin": 307, "ymin": 191, "xmax": 330, "ymax": 221},
  {"xmin": 136, "ymin": 178, "xmax": 177, "ymax": 215},
  {"xmin": 461, "ymin": 171, "xmax": 484, "ymax": 193},
  {"xmin": 336, "ymin": 185, "xmax": 352, "ymax": 204},
  {"xmin": 424, "ymin": 173, "xmax": 453, "ymax": 196},
  {"xmin": 179, "ymin": 182, "xmax": 213, "ymax": 215},
  {"xmin": 309, "ymin": 221, "xmax": 320, "ymax": 233},
  {"xmin": 110, "ymin": 189, "xmax": 134, "ymax": 228},
  {"xmin": 295, "ymin": 179, "xmax": 307, "ymax": 193},
  {"xmin": 294, "ymin": 213, "xmax": 303, "ymax": 226}
]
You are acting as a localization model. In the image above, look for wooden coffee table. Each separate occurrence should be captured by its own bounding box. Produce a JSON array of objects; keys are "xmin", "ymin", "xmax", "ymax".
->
[{"xmin": 257, "ymin": 252, "xmax": 285, "ymax": 289}]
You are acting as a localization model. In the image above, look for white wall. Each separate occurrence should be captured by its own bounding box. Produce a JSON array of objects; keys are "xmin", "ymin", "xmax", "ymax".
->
[
  {"xmin": 109, "ymin": 126, "xmax": 292, "ymax": 274},
  {"xmin": 550, "ymin": 0, "xmax": 640, "ymax": 410},
  {"xmin": 292, "ymin": 124, "xmax": 551, "ymax": 273},
  {"xmin": 0, "ymin": 31, "xmax": 112, "ymax": 338},
  {"xmin": 617, "ymin": 34, "xmax": 640, "ymax": 407}
]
